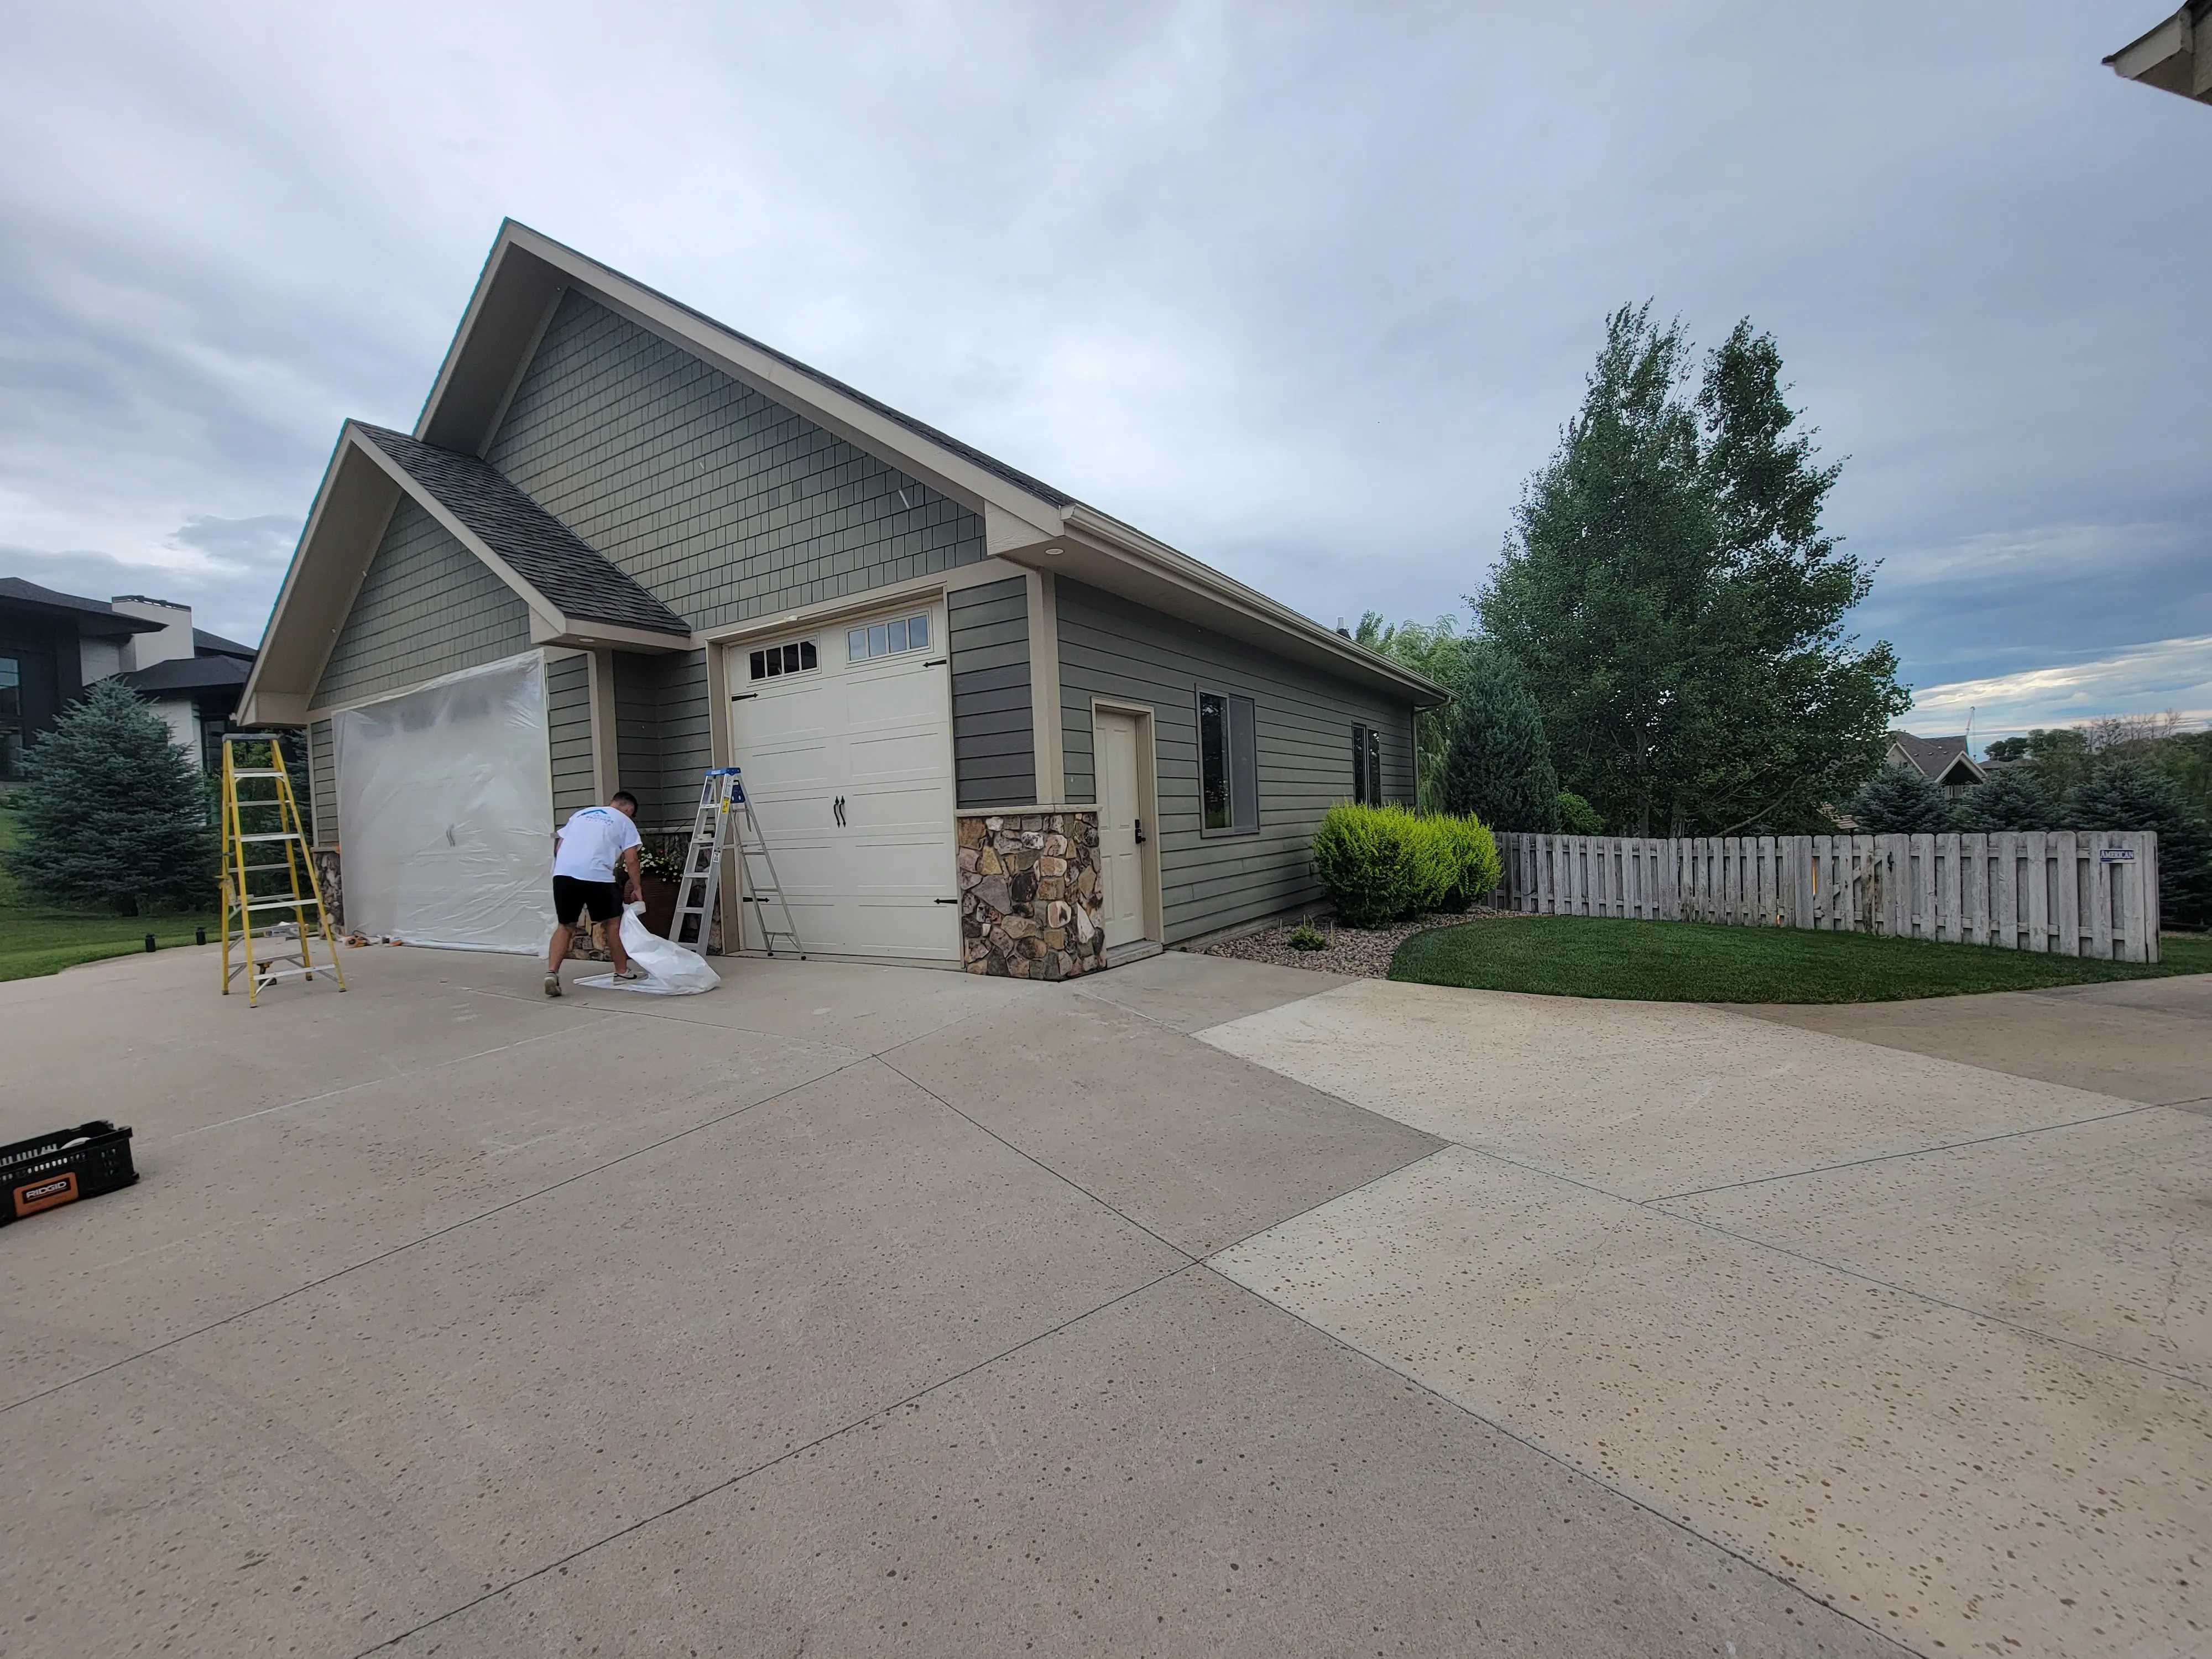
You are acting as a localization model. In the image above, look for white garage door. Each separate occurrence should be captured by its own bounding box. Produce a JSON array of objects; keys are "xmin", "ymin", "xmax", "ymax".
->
[{"xmin": 729, "ymin": 603, "xmax": 958, "ymax": 961}]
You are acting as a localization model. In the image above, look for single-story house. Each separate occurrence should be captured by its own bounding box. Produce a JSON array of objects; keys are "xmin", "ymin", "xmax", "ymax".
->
[
  {"xmin": 2105, "ymin": 3, "xmax": 2211, "ymax": 105},
  {"xmin": 242, "ymin": 221, "xmax": 1443, "ymax": 974},
  {"xmin": 1886, "ymin": 730, "xmax": 1985, "ymax": 801},
  {"xmin": 0, "ymin": 579, "xmax": 255, "ymax": 780}
]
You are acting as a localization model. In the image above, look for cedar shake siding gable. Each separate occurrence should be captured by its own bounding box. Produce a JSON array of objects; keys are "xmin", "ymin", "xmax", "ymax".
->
[
  {"xmin": 546, "ymin": 651, "xmax": 597, "ymax": 822},
  {"xmin": 312, "ymin": 494, "xmax": 533, "ymax": 709},
  {"xmin": 484, "ymin": 291, "xmax": 988, "ymax": 633},
  {"xmin": 1056, "ymin": 578, "xmax": 1416, "ymax": 943}
]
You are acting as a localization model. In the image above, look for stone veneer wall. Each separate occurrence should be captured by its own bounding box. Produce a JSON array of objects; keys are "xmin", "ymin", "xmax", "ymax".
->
[{"xmin": 957, "ymin": 812, "xmax": 1106, "ymax": 979}]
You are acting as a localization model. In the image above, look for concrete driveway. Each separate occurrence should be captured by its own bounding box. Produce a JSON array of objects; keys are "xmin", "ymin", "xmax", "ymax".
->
[
  {"xmin": 4, "ymin": 943, "xmax": 2200, "ymax": 1657},
  {"xmin": 1202, "ymin": 973, "xmax": 2212, "ymax": 1659}
]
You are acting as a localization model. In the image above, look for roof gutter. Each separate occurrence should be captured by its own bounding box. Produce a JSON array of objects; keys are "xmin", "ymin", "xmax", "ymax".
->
[
  {"xmin": 2105, "ymin": 3, "xmax": 2212, "ymax": 103},
  {"xmin": 1060, "ymin": 503, "xmax": 1450, "ymax": 706}
]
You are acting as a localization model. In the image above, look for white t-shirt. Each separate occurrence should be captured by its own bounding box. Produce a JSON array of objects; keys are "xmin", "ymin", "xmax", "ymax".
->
[{"xmin": 553, "ymin": 806, "xmax": 642, "ymax": 883}]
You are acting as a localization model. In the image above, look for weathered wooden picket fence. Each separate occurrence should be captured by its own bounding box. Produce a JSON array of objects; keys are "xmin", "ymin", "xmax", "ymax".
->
[{"xmin": 1495, "ymin": 831, "xmax": 2162, "ymax": 962}]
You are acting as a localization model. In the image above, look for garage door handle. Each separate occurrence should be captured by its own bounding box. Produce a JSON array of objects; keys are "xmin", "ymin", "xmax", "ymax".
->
[
  {"xmin": 922, "ymin": 658, "xmax": 947, "ymax": 667},
  {"xmin": 935, "ymin": 898, "xmax": 957, "ymax": 904},
  {"xmin": 833, "ymin": 796, "xmax": 846, "ymax": 827},
  {"xmin": 731, "ymin": 692, "xmax": 759, "ymax": 701}
]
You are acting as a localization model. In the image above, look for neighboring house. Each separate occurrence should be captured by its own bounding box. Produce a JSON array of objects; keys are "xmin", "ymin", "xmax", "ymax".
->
[
  {"xmin": 1, "ymin": 580, "xmax": 156, "ymax": 780},
  {"xmin": 243, "ymin": 221, "xmax": 1444, "ymax": 974},
  {"xmin": 0, "ymin": 580, "xmax": 260, "ymax": 781},
  {"xmin": 1887, "ymin": 731, "xmax": 1986, "ymax": 801},
  {"xmin": 105, "ymin": 598, "xmax": 259, "ymax": 770},
  {"xmin": 2105, "ymin": 3, "xmax": 2212, "ymax": 105}
]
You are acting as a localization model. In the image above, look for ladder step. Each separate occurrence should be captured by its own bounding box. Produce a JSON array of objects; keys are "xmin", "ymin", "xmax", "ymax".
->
[
  {"xmin": 237, "ymin": 896, "xmax": 324, "ymax": 914},
  {"xmin": 228, "ymin": 769, "xmax": 287, "ymax": 779},
  {"xmin": 236, "ymin": 832, "xmax": 302, "ymax": 843}
]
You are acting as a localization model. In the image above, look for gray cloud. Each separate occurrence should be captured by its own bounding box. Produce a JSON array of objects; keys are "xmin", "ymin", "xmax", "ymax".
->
[{"xmin": 1, "ymin": 1, "xmax": 2203, "ymax": 731}]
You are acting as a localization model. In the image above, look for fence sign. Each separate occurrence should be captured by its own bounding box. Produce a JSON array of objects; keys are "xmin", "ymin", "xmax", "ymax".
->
[{"xmin": 1494, "ymin": 830, "xmax": 2161, "ymax": 963}]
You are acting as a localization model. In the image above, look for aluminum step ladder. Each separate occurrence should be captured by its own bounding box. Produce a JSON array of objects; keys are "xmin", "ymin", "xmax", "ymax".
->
[
  {"xmin": 218, "ymin": 732, "xmax": 346, "ymax": 1005},
  {"xmin": 669, "ymin": 768, "xmax": 805, "ymax": 958}
]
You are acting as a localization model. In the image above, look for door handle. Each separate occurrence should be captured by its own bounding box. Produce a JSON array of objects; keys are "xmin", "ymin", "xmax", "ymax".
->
[{"xmin": 1134, "ymin": 817, "xmax": 1146, "ymax": 845}]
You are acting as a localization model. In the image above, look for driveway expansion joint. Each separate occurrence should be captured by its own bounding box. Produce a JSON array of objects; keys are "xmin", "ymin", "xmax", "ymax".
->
[{"xmin": 347, "ymin": 1262, "xmax": 1197, "ymax": 1657}]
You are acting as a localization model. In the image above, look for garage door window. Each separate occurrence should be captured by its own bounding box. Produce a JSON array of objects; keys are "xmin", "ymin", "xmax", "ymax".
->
[
  {"xmin": 749, "ymin": 639, "xmax": 818, "ymax": 680},
  {"xmin": 848, "ymin": 612, "xmax": 930, "ymax": 662}
]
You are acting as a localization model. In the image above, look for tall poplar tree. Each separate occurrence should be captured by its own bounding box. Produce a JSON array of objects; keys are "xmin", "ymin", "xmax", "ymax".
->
[{"xmin": 1478, "ymin": 306, "xmax": 1908, "ymax": 835}]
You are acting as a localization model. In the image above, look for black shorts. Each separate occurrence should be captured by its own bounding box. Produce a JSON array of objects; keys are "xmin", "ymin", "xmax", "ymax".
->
[{"xmin": 553, "ymin": 875, "xmax": 623, "ymax": 926}]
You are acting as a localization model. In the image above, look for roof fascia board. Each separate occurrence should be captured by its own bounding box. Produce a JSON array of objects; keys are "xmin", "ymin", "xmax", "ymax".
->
[
  {"xmin": 1052, "ymin": 504, "xmax": 1447, "ymax": 705},
  {"xmin": 487, "ymin": 225, "xmax": 1067, "ymax": 535},
  {"xmin": 241, "ymin": 432, "xmax": 401, "ymax": 723},
  {"xmin": 528, "ymin": 612, "xmax": 696, "ymax": 654}
]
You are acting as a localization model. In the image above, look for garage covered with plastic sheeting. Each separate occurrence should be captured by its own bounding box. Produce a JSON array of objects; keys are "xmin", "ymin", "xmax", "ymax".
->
[{"xmin": 334, "ymin": 654, "xmax": 558, "ymax": 953}]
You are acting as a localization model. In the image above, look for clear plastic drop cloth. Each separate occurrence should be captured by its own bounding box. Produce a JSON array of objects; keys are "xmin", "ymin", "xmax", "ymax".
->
[
  {"xmin": 577, "ymin": 903, "xmax": 721, "ymax": 995},
  {"xmin": 334, "ymin": 653, "xmax": 557, "ymax": 954}
]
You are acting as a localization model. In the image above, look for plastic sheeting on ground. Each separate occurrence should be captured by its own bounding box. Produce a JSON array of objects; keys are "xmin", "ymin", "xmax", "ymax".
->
[
  {"xmin": 577, "ymin": 904, "xmax": 721, "ymax": 995},
  {"xmin": 334, "ymin": 652, "xmax": 557, "ymax": 955}
]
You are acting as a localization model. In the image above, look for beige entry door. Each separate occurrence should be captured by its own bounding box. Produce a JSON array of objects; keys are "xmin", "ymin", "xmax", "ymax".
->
[{"xmin": 1094, "ymin": 709, "xmax": 1150, "ymax": 954}]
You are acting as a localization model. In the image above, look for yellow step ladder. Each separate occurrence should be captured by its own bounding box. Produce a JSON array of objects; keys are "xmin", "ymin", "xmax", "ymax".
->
[{"xmin": 218, "ymin": 733, "xmax": 345, "ymax": 1005}]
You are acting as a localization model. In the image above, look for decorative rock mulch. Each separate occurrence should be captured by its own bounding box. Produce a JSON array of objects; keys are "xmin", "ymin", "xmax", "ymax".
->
[{"xmin": 1199, "ymin": 906, "xmax": 1531, "ymax": 979}]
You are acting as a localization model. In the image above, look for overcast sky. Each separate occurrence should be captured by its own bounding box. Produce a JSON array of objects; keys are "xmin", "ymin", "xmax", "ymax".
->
[{"xmin": 3, "ymin": 1, "xmax": 2205, "ymax": 741}]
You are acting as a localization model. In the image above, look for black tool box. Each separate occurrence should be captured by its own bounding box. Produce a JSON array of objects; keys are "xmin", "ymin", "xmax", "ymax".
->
[{"xmin": 2, "ymin": 1120, "xmax": 138, "ymax": 1223}]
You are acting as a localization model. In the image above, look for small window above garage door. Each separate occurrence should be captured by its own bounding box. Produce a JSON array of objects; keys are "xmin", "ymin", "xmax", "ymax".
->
[{"xmin": 748, "ymin": 638, "xmax": 819, "ymax": 681}]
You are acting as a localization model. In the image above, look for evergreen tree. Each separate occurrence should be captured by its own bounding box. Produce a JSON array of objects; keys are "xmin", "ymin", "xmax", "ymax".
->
[
  {"xmin": 1953, "ymin": 766, "xmax": 2058, "ymax": 832},
  {"xmin": 1439, "ymin": 642, "xmax": 1559, "ymax": 831},
  {"xmin": 7, "ymin": 679, "xmax": 217, "ymax": 912},
  {"xmin": 1845, "ymin": 764, "xmax": 1954, "ymax": 833},
  {"xmin": 2062, "ymin": 760, "xmax": 2212, "ymax": 930},
  {"xmin": 1478, "ymin": 306, "xmax": 1907, "ymax": 835}
]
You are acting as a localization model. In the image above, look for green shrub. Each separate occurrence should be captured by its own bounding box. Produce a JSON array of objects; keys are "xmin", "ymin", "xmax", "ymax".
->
[
  {"xmin": 1556, "ymin": 791, "xmax": 1604, "ymax": 836},
  {"xmin": 1434, "ymin": 813, "xmax": 1504, "ymax": 911},
  {"xmin": 1311, "ymin": 804, "xmax": 1503, "ymax": 926},
  {"xmin": 1287, "ymin": 921, "xmax": 1329, "ymax": 951}
]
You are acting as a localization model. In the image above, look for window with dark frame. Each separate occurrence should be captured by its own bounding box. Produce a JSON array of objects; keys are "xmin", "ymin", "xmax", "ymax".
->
[
  {"xmin": 0, "ymin": 655, "xmax": 20, "ymax": 782},
  {"xmin": 1366, "ymin": 727, "xmax": 1382, "ymax": 804},
  {"xmin": 1350, "ymin": 723, "xmax": 1384, "ymax": 805},
  {"xmin": 1198, "ymin": 687, "xmax": 1259, "ymax": 836}
]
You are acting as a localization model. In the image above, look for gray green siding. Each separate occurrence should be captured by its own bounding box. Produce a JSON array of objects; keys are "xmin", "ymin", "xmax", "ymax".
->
[
  {"xmin": 311, "ymin": 495, "xmax": 531, "ymax": 708},
  {"xmin": 611, "ymin": 648, "xmax": 712, "ymax": 831},
  {"xmin": 1056, "ymin": 580, "xmax": 1416, "ymax": 942},
  {"xmin": 308, "ymin": 718, "xmax": 336, "ymax": 846},
  {"xmin": 547, "ymin": 652, "xmax": 596, "ymax": 823},
  {"xmin": 948, "ymin": 577, "xmax": 1034, "ymax": 808},
  {"xmin": 486, "ymin": 292, "xmax": 987, "ymax": 631}
]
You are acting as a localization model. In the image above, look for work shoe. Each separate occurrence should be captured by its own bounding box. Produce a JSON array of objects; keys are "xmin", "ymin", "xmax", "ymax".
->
[
  {"xmin": 613, "ymin": 966, "xmax": 646, "ymax": 982},
  {"xmin": 543, "ymin": 972, "xmax": 562, "ymax": 998}
]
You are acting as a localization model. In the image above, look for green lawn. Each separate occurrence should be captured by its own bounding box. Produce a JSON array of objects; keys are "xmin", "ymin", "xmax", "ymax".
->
[
  {"xmin": 1389, "ymin": 913, "xmax": 2212, "ymax": 1004},
  {"xmin": 0, "ymin": 805, "xmax": 221, "ymax": 983}
]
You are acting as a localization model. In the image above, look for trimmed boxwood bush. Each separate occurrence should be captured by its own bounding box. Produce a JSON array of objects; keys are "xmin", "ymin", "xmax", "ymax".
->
[{"xmin": 1312, "ymin": 803, "xmax": 1498, "ymax": 926}]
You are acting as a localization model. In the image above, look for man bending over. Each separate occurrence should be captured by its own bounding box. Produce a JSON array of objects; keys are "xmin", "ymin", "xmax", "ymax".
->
[{"xmin": 547, "ymin": 789, "xmax": 644, "ymax": 997}]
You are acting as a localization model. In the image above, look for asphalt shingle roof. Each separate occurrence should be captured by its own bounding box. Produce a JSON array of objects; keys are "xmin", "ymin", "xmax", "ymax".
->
[
  {"xmin": 1890, "ymin": 731, "xmax": 1981, "ymax": 784},
  {"xmin": 114, "ymin": 655, "xmax": 252, "ymax": 694},
  {"xmin": 0, "ymin": 577, "xmax": 164, "ymax": 634},
  {"xmin": 354, "ymin": 424, "xmax": 691, "ymax": 639}
]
